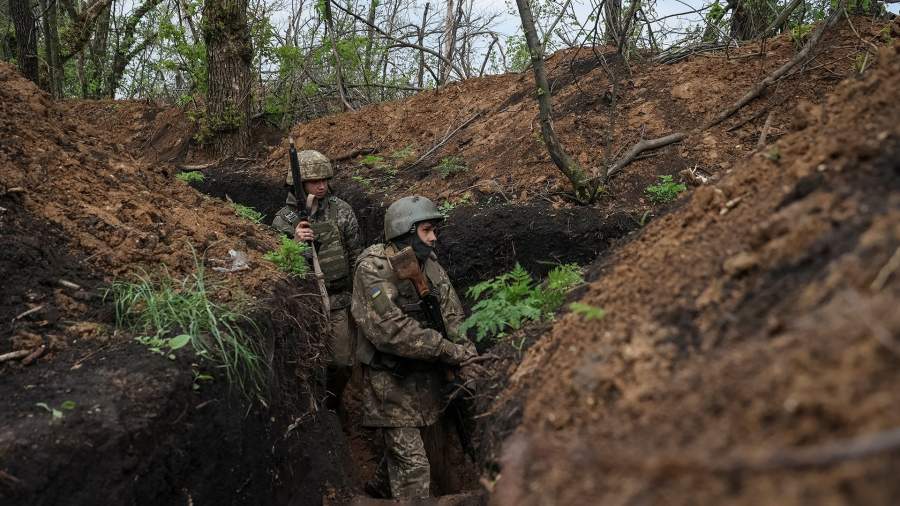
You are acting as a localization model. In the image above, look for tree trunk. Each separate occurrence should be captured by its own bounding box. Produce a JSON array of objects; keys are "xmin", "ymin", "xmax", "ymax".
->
[
  {"xmin": 440, "ymin": 0, "xmax": 456, "ymax": 83},
  {"xmin": 323, "ymin": 0, "xmax": 352, "ymax": 111},
  {"xmin": 9, "ymin": 0, "xmax": 38, "ymax": 83},
  {"xmin": 38, "ymin": 0, "xmax": 63, "ymax": 97},
  {"xmin": 603, "ymin": 0, "xmax": 622, "ymax": 45},
  {"xmin": 728, "ymin": 0, "xmax": 768, "ymax": 40},
  {"xmin": 87, "ymin": 3, "xmax": 111, "ymax": 97},
  {"xmin": 204, "ymin": 0, "xmax": 252, "ymax": 156},
  {"xmin": 514, "ymin": 0, "xmax": 588, "ymax": 201},
  {"xmin": 417, "ymin": 2, "xmax": 430, "ymax": 88},
  {"xmin": 362, "ymin": 0, "xmax": 377, "ymax": 100}
]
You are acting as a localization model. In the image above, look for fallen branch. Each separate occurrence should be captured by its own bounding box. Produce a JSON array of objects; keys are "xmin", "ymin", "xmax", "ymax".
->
[
  {"xmin": 606, "ymin": 132, "xmax": 687, "ymax": 178},
  {"xmin": 722, "ymin": 426, "xmax": 900, "ymax": 471},
  {"xmin": 21, "ymin": 345, "xmax": 46, "ymax": 366},
  {"xmin": 332, "ymin": 147, "xmax": 376, "ymax": 163},
  {"xmin": 0, "ymin": 350, "xmax": 30, "ymax": 363},
  {"xmin": 706, "ymin": 7, "xmax": 842, "ymax": 129},
  {"xmin": 177, "ymin": 160, "xmax": 222, "ymax": 172},
  {"xmin": 757, "ymin": 111, "xmax": 775, "ymax": 148},
  {"xmin": 14, "ymin": 305, "xmax": 44, "ymax": 321},
  {"xmin": 402, "ymin": 111, "xmax": 483, "ymax": 171}
]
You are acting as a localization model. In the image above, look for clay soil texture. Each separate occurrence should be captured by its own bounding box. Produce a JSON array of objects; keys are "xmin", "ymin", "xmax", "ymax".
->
[
  {"xmin": 0, "ymin": 62, "xmax": 355, "ymax": 505},
  {"xmin": 487, "ymin": 29, "xmax": 900, "ymax": 506}
]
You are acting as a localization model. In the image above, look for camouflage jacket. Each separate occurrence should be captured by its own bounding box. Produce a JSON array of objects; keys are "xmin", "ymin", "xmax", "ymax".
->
[
  {"xmin": 350, "ymin": 242, "xmax": 468, "ymax": 427},
  {"xmin": 272, "ymin": 192, "xmax": 362, "ymax": 306}
]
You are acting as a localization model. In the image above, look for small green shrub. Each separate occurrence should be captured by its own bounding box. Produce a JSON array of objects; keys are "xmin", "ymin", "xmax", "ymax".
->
[
  {"xmin": 232, "ymin": 203, "xmax": 264, "ymax": 223},
  {"xmin": 106, "ymin": 261, "xmax": 266, "ymax": 399},
  {"xmin": 390, "ymin": 145, "xmax": 416, "ymax": 160},
  {"xmin": 436, "ymin": 156, "xmax": 467, "ymax": 178},
  {"xmin": 352, "ymin": 174, "xmax": 374, "ymax": 190},
  {"xmin": 264, "ymin": 236, "xmax": 310, "ymax": 277},
  {"xmin": 361, "ymin": 154, "xmax": 386, "ymax": 168},
  {"xmin": 569, "ymin": 302, "xmax": 606, "ymax": 321},
  {"xmin": 459, "ymin": 263, "xmax": 583, "ymax": 343},
  {"xmin": 176, "ymin": 171, "xmax": 205, "ymax": 183},
  {"xmin": 645, "ymin": 175, "xmax": 687, "ymax": 204}
]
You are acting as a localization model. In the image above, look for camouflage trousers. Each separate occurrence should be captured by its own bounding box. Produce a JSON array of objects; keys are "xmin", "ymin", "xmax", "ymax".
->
[{"xmin": 373, "ymin": 427, "xmax": 431, "ymax": 499}]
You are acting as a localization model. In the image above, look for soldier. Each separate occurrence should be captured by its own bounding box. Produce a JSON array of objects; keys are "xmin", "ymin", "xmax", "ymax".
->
[
  {"xmin": 351, "ymin": 195, "xmax": 478, "ymax": 499},
  {"xmin": 272, "ymin": 149, "xmax": 362, "ymax": 409}
]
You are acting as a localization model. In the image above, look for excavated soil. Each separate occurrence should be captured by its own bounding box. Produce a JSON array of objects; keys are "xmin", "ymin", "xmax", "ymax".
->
[
  {"xmin": 0, "ymin": 62, "xmax": 354, "ymax": 505},
  {"xmin": 488, "ymin": 35, "xmax": 900, "ymax": 506},
  {"xmin": 254, "ymin": 18, "xmax": 891, "ymax": 216}
]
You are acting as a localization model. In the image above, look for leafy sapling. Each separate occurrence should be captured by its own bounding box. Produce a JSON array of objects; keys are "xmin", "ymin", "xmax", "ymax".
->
[
  {"xmin": 645, "ymin": 175, "xmax": 687, "ymax": 204},
  {"xmin": 264, "ymin": 236, "xmax": 310, "ymax": 276}
]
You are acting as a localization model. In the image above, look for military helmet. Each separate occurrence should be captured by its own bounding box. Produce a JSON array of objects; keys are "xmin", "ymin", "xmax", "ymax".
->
[
  {"xmin": 384, "ymin": 196, "xmax": 444, "ymax": 241},
  {"xmin": 285, "ymin": 149, "xmax": 334, "ymax": 185}
]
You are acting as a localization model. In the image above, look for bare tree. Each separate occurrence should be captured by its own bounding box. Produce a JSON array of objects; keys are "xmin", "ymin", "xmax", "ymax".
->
[{"xmin": 514, "ymin": 0, "xmax": 588, "ymax": 201}]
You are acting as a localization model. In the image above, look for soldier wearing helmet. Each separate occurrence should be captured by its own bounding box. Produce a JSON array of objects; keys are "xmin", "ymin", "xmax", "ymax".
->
[
  {"xmin": 272, "ymin": 149, "xmax": 362, "ymax": 409},
  {"xmin": 350, "ymin": 196, "xmax": 477, "ymax": 499}
]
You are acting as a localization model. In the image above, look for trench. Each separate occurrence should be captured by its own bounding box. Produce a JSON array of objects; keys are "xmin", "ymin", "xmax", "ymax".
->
[{"xmin": 188, "ymin": 164, "xmax": 641, "ymax": 500}]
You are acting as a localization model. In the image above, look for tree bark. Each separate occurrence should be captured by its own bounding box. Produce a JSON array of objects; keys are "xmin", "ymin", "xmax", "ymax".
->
[
  {"xmin": 603, "ymin": 0, "xmax": 621, "ymax": 45},
  {"xmin": 417, "ymin": 2, "xmax": 430, "ymax": 88},
  {"xmin": 38, "ymin": 0, "xmax": 63, "ymax": 97},
  {"xmin": 204, "ymin": 0, "xmax": 253, "ymax": 156},
  {"xmin": 323, "ymin": 0, "xmax": 353, "ymax": 111},
  {"xmin": 514, "ymin": 0, "xmax": 587, "ymax": 200},
  {"xmin": 9, "ymin": 0, "xmax": 38, "ymax": 83},
  {"xmin": 440, "ymin": 0, "xmax": 457, "ymax": 83}
]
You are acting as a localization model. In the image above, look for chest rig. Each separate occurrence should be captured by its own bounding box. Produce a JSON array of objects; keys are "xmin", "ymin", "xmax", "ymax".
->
[{"xmin": 288, "ymin": 198, "xmax": 350, "ymax": 292}]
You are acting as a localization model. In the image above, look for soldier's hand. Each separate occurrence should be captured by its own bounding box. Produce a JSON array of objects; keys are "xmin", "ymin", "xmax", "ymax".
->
[
  {"xmin": 294, "ymin": 221, "xmax": 315, "ymax": 242},
  {"xmin": 438, "ymin": 340, "xmax": 475, "ymax": 365}
]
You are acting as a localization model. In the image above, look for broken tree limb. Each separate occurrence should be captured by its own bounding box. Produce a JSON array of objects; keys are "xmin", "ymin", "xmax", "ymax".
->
[
  {"xmin": 763, "ymin": 0, "xmax": 804, "ymax": 37},
  {"xmin": 757, "ymin": 111, "xmax": 775, "ymax": 148},
  {"xmin": 402, "ymin": 111, "xmax": 483, "ymax": 170},
  {"xmin": 706, "ymin": 6, "xmax": 842, "ymax": 129},
  {"xmin": 332, "ymin": 147, "xmax": 376, "ymax": 162},
  {"xmin": 0, "ymin": 350, "xmax": 30, "ymax": 363},
  {"xmin": 606, "ymin": 132, "xmax": 687, "ymax": 178}
]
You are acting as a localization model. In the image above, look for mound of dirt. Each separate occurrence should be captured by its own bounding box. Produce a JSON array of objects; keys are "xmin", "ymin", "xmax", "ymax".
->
[
  {"xmin": 0, "ymin": 62, "xmax": 352, "ymax": 505},
  {"xmin": 254, "ymin": 18, "xmax": 890, "ymax": 216},
  {"xmin": 487, "ymin": 36, "xmax": 900, "ymax": 505}
]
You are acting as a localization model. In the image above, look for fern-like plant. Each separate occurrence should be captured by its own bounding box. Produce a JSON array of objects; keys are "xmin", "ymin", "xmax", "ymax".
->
[{"xmin": 459, "ymin": 263, "xmax": 583, "ymax": 343}]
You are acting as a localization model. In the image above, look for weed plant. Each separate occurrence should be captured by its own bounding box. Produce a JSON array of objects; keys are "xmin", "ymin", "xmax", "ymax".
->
[
  {"xmin": 107, "ymin": 261, "xmax": 267, "ymax": 400},
  {"xmin": 460, "ymin": 263, "xmax": 583, "ymax": 343},
  {"xmin": 232, "ymin": 203, "xmax": 264, "ymax": 223},
  {"xmin": 176, "ymin": 171, "xmax": 205, "ymax": 183},
  {"xmin": 645, "ymin": 175, "xmax": 687, "ymax": 204},
  {"xmin": 436, "ymin": 156, "xmax": 467, "ymax": 178},
  {"xmin": 264, "ymin": 237, "xmax": 310, "ymax": 276}
]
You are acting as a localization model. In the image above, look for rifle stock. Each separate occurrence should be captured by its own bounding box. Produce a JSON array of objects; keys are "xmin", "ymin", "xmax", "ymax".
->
[{"xmin": 390, "ymin": 247, "xmax": 448, "ymax": 339}]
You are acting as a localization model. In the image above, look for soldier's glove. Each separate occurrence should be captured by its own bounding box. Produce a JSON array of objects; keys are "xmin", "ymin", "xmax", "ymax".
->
[
  {"xmin": 456, "ymin": 362, "xmax": 488, "ymax": 391},
  {"xmin": 438, "ymin": 340, "xmax": 475, "ymax": 366}
]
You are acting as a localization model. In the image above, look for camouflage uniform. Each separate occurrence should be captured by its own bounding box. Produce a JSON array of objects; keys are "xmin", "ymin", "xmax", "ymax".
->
[
  {"xmin": 273, "ymin": 192, "xmax": 362, "ymax": 366},
  {"xmin": 351, "ymin": 242, "xmax": 470, "ymax": 498}
]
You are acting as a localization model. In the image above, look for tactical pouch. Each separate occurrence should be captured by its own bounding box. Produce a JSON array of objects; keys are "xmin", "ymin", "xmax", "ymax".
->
[{"xmin": 309, "ymin": 220, "xmax": 351, "ymax": 291}]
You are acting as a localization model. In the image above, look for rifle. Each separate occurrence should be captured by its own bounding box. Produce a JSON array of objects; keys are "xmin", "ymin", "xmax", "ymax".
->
[
  {"xmin": 389, "ymin": 246, "xmax": 447, "ymax": 338},
  {"xmin": 289, "ymin": 137, "xmax": 330, "ymax": 315}
]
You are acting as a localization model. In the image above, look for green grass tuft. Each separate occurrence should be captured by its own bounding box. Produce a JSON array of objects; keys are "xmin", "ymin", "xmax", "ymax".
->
[
  {"xmin": 232, "ymin": 203, "xmax": 264, "ymax": 223},
  {"xmin": 176, "ymin": 171, "xmax": 205, "ymax": 183},
  {"xmin": 106, "ymin": 259, "xmax": 267, "ymax": 400}
]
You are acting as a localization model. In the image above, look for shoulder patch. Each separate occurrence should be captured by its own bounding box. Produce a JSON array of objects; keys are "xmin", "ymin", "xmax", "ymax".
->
[{"xmin": 370, "ymin": 287, "xmax": 382, "ymax": 299}]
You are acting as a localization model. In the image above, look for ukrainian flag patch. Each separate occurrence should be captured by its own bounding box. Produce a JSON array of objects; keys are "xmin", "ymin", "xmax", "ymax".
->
[{"xmin": 370, "ymin": 287, "xmax": 382, "ymax": 299}]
